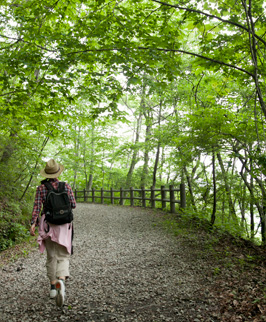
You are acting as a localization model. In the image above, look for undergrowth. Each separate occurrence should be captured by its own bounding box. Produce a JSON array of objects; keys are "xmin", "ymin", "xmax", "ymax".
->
[
  {"xmin": 158, "ymin": 210, "xmax": 266, "ymax": 269},
  {"xmin": 0, "ymin": 197, "xmax": 32, "ymax": 252}
]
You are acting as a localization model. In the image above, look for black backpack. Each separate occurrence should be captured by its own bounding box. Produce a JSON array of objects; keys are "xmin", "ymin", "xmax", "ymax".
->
[{"xmin": 42, "ymin": 180, "xmax": 73, "ymax": 225}]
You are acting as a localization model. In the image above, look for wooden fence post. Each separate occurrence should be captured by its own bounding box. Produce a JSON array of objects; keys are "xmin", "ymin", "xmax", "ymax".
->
[
  {"xmin": 151, "ymin": 186, "xmax": 155, "ymax": 208},
  {"xmin": 180, "ymin": 183, "xmax": 186, "ymax": 210},
  {"xmin": 92, "ymin": 188, "xmax": 95, "ymax": 203},
  {"xmin": 111, "ymin": 187, "xmax": 114, "ymax": 204},
  {"xmin": 141, "ymin": 186, "xmax": 146, "ymax": 208},
  {"xmin": 130, "ymin": 187, "xmax": 134, "ymax": 206},
  {"xmin": 120, "ymin": 187, "xmax": 124, "ymax": 205},
  {"xmin": 169, "ymin": 185, "xmax": 176, "ymax": 213},
  {"xmin": 161, "ymin": 185, "xmax": 166, "ymax": 209},
  {"xmin": 101, "ymin": 188, "xmax": 104, "ymax": 204},
  {"xmin": 83, "ymin": 189, "xmax": 86, "ymax": 202},
  {"xmin": 75, "ymin": 189, "xmax": 77, "ymax": 201}
]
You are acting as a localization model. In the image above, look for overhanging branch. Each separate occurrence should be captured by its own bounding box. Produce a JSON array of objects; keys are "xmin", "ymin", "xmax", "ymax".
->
[
  {"xmin": 151, "ymin": 0, "xmax": 266, "ymax": 47},
  {"xmin": 65, "ymin": 46, "xmax": 254, "ymax": 77}
]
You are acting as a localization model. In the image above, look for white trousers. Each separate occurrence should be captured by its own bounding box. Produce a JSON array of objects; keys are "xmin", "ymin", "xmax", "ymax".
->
[{"xmin": 45, "ymin": 237, "xmax": 70, "ymax": 282}]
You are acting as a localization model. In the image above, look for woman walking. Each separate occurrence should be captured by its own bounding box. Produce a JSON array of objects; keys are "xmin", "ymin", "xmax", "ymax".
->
[{"xmin": 30, "ymin": 159, "xmax": 76, "ymax": 307}]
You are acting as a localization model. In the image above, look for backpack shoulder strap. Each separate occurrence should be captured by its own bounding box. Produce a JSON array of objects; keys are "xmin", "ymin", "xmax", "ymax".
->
[
  {"xmin": 42, "ymin": 181, "xmax": 55, "ymax": 192},
  {"xmin": 58, "ymin": 181, "xmax": 66, "ymax": 193}
]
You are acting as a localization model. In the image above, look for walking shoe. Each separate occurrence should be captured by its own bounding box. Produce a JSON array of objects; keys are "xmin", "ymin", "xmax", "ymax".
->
[
  {"xmin": 55, "ymin": 279, "xmax": 65, "ymax": 307},
  {"xmin": 50, "ymin": 289, "xmax": 57, "ymax": 299},
  {"xmin": 50, "ymin": 284, "xmax": 57, "ymax": 299}
]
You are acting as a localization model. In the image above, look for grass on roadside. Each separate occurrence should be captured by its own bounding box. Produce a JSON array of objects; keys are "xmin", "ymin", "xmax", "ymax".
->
[
  {"xmin": 0, "ymin": 236, "xmax": 38, "ymax": 268},
  {"xmin": 157, "ymin": 212, "xmax": 266, "ymax": 269}
]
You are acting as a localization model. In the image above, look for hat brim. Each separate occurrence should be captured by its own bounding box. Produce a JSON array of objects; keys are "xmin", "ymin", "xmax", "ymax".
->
[{"xmin": 40, "ymin": 164, "xmax": 64, "ymax": 178}]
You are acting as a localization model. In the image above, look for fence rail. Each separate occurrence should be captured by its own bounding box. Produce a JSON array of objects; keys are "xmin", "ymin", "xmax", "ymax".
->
[{"xmin": 74, "ymin": 184, "xmax": 186, "ymax": 213}]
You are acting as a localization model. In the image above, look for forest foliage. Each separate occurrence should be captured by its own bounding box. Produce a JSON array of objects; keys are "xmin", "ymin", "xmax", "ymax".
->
[{"xmin": 0, "ymin": 0, "xmax": 266, "ymax": 249}]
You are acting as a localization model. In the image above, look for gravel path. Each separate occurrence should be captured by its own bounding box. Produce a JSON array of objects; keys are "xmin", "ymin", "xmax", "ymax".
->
[{"xmin": 0, "ymin": 204, "xmax": 220, "ymax": 322}]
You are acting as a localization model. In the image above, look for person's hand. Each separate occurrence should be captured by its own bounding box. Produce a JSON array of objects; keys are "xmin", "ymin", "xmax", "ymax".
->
[{"xmin": 30, "ymin": 223, "xmax": 36, "ymax": 236}]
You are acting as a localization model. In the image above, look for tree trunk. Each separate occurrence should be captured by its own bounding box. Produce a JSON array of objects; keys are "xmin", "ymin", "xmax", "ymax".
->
[
  {"xmin": 152, "ymin": 142, "xmax": 160, "ymax": 187},
  {"xmin": 88, "ymin": 174, "xmax": 93, "ymax": 190},
  {"xmin": 242, "ymin": 0, "xmax": 266, "ymax": 120},
  {"xmin": 73, "ymin": 126, "xmax": 80, "ymax": 190},
  {"xmin": 239, "ymin": 160, "xmax": 265, "ymax": 243},
  {"xmin": 201, "ymin": 163, "xmax": 210, "ymax": 211},
  {"xmin": 152, "ymin": 99, "xmax": 163, "ymax": 187},
  {"xmin": 217, "ymin": 152, "xmax": 237, "ymax": 221},
  {"xmin": 159, "ymin": 147, "xmax": 165, "ymax": 182},
  {"xmin": 141, "ymin": 111, "xmax": 152, "ymax": 187},
  {"xmin": 82, "ymin": 135, "xmax": 88, "ymax": 189},
  {"xmin": 126, "ymin": 110, "xmax": 142, "ymax": 187},
  {"xmin": 210, "ymin": 150, "xmax": 216, "ymax": 226},
  {"xmin": 250, "ymin": 158, "xmax": 255, "ymax": 239},
  {"xmin": 184, "ymin": 165, "xmax": 197, "ymax": 212},
  {"xmin": 88, "ymin": 124, "xmax": 95, "ymax": 190}
]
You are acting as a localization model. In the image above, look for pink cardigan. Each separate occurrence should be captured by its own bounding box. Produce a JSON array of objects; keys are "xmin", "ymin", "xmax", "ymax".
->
[{"xmin": 38, "ymin": 214, "xmax": 73, "ymax": 254}]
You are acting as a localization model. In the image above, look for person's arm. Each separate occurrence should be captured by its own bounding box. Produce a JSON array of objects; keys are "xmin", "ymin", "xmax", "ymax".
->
[
  {"xmin": 30, "ymin": 186, "xmax": 42, "ymax": 236},
  {"xmin": 66, "ymin": 183, "xmax": 76, "ymax": 209}
]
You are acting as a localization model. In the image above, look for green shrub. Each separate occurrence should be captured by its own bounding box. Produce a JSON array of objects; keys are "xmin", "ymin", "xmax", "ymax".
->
[{"xmin": 0, "ymin": 198, "xmax": 32, "ymax": 252}]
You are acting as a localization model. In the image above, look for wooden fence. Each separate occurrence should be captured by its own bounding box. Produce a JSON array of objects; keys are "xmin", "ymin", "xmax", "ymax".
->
[{"xmin": 74, "ymin": 184, "xmax": 186, "ymax": 213}]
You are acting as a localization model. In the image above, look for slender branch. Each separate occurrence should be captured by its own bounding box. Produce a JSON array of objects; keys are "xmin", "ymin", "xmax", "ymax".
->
[
  {"xmin": 65, "ymin": 46, "xmax": 254, "ymax": 77},
  {"xmin": 19, "ymin": 135, "xmax": 50, "ymax": 201},
  {"xmin": 193, "ymin": 73, "xmax": 205, "ymax": 108},
  {"xmin": 0, "ymin": 34, "xmax": 57, "ymax": 52},
  {"xmin": 0, "ymin": 41, "xmax": 21, "ymax": 50},
  {"xmin": 151, "ymin": 0, "xmax": 266, "ymax": 47},
  {"xmin": 22, "ymin": 39, "xmax": 57, "ymax": 52},
  {"xmin": 0, "ymin": 34, "xmax": 19, "ymax": 40},
  {"xmin": 0, "ymin": 90, "xmax": 24, "ymax": 97}
]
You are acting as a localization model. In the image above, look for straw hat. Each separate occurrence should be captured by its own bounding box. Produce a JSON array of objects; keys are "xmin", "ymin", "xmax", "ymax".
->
[{"xmin": 40, "ymin": 159, "xmax": 64, "ymax": 178}]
